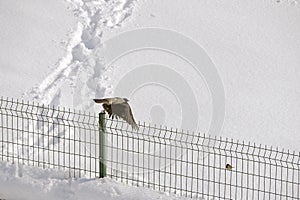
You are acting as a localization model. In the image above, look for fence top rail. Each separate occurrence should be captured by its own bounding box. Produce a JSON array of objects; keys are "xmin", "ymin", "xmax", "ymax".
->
[
  {"xmin": 1, "ymin": 96, "xmax": 300, "ymax": 165},
  {"xmin": 0, "ymin": 97, "xmax": 99, "ymax": 126}
]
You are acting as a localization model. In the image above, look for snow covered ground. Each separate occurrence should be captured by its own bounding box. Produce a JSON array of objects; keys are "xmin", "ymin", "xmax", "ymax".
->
[
  {"xmin": 0, "ymin": 0, "xmax": 76, "ymax": 98},
  {"xmin": 0, "ymin": 0, "xmax": 300, "ymax": 199},
  {"xmin": 0, "ymin": 161, "xmax": 188, "ymax": 200},
  {"xmin": 1, "ymin": 0, "xmax": 299, "ymax": 150}
]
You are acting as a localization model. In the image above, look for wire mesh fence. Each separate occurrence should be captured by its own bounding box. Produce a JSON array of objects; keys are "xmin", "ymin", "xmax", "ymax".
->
[
  {"xmin": 0, "ymin": 97, "xmax": 100, "ymax": 178},
  {"xmin": 0, "ymin": 97, "xmax": 299, "ymax": 199},
  {"xmin": 105, "ymin": 117, "xmax": 300, "ymax": 199}
]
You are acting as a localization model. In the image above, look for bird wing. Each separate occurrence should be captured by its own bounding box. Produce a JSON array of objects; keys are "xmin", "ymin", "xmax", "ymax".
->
[
  {"xmin": 102, "ymin": 103, "xmax": 113, "ymax": 118},
  {"xmin": 93, "ymin": 99, "xmax": 109, "ymax": 104},
  {"xmin": 111, "ymin": 102, "xmax": 138, "ymax": 130}
]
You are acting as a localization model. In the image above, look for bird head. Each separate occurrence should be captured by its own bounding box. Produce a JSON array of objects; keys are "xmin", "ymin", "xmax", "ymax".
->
[{"xmin": 123, "ymin": 98, "xmax": 129, "ymax": 102}]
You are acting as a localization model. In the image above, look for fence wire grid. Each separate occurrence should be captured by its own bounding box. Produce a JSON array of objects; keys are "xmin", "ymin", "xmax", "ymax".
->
[
  {"xmin": 0, "ymin": 97, "xmax": 300, "ymax": 200},
  {"xmin": 0, "ymin": 97, "xmax": 100, "ymax": 178}
]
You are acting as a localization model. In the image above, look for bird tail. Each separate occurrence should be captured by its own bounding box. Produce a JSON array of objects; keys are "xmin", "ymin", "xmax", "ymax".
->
[
  {"xmin": 132, "ymin": 122, "xmax": 139, "ymax": 131},
  {"xmin": 93, "ymin": 99, "xmax": 107, "ymax": 103}
]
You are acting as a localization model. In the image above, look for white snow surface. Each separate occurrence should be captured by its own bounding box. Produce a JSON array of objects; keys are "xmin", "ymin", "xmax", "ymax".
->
[
  {"xmin": 0, "ymin": 0, "xmax": 76, "ymax": 98},
  {"xmin": 0, "ymin": 0, "xmax": 299, "ymax": 150},
  {"xmin": 0, "ymin": 0, "xmax": 300, "ymax": 199},
  {"xmin": 0, "ymin": 161, "xmax": 186, "ymax": 200}
]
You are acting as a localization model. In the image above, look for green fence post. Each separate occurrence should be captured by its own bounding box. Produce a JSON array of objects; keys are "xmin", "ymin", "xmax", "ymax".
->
[{"xmin": 99, "ymin": 112, "xmax": 106, "ymax": 178}]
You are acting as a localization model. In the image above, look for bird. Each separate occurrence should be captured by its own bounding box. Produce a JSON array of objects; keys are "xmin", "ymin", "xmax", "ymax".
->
[
  {"xmin": 93, "ymin": 97, "xmax": 138, "ymax": 130},
  {"xmin": 225, "ymin": 164, "xmax": 233, "ymax": 171}
]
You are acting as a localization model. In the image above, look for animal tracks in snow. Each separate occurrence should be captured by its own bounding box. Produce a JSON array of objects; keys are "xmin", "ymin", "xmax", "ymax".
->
[{"xmin": 24, "ymin": 0, "xmax": 138, "ymax": 110}]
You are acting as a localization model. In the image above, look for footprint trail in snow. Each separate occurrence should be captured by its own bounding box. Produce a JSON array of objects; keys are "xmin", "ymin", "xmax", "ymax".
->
[{"xmin": 24, "ymin": 0, "xmax": 138, "ymax": 111}]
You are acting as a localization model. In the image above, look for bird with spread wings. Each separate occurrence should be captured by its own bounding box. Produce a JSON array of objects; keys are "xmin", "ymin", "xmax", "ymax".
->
[{"xmin": 93, "ymin": 97, "xmax": 138, "ymax": 130}]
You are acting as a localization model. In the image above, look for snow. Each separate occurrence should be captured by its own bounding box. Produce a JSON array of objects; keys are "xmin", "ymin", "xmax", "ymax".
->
[
  {"xmin": 113, "ymin": 0, "xmax": 300, "ymax": 151},
  {"xmin": 0, "ymin": 161, "xmax": 187, "ymax": 200},
  {"xmin": 0, "ymin": 0, "xmax": 300, "ymax": 199},
  {"xmin": 0, "ymin": 0, "xmax": 76, "ymax": 98}
]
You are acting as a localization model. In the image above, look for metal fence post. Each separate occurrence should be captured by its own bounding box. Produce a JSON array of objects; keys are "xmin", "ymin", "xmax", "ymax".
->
[{"xmin": 99, "ymin": 112, "xmax": 106, "ymax": 178}]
